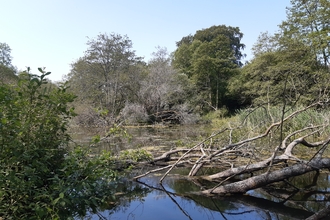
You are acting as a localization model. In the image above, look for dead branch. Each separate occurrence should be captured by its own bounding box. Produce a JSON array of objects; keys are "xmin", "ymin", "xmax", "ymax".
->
[
  {"xmin": 188, "ymin": 102, "xmax": 324, "ymax": 176},
  {"xmin": 133, "ymin": 162, "xmax": 185, "ymax": 180},
  {"xmin": 204, "ymin": 135, "xmax": 328, "ymax": 181},
  {"xmin": 134, "ymin": 101, "xmax": 330, "ymax": 205}
]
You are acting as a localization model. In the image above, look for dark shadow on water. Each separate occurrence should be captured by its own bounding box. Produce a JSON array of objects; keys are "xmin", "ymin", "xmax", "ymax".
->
[{"xmin": 81, "ymin": 171, "xmax": 330, "ymax": 220}]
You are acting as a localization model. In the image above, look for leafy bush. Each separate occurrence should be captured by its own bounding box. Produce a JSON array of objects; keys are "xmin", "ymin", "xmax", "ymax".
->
[{"xmin": 0, "ymin": 68, "xmax": 119, "ymax": 219}]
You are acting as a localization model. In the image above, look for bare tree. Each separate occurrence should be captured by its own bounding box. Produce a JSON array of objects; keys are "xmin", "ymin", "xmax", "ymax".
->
[{"xmin": 123, "ymin": 47, "xmax": 193, "ymax": 124}]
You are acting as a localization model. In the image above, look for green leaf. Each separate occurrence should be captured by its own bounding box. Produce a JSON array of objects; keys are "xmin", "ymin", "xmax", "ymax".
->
[
  {"xmin": 38, "ymin": 67, "xmax": 44, "ymax": 73},
  {"xmin": 91, "ymin": 135, "xmax": 100, "ymax": 144},
  {"xmin": 1, "ymin": 118, "xmax": 7, "ymax": 124},
  {"xmin": 59, "ymin": 192, "xmax": 64, "ymax": 198},
  {"xmin": 53, "ymin": 197, "xmax": 60, "ymax": 205}
]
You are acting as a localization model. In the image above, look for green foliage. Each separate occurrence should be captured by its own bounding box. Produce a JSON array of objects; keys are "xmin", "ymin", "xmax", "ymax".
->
[
  {"xmin": 0, "ymin": 64, "xmax": 17, "ymax": 84},
  {"xmin": 0, "ymin": 42, "xmax": 17, "ymax": 84},
  {"xmin": 193, "ymin": 25, "xmax": 245, "ymax": 67},
  {"xmin": 175, "ymin": 139, "xmax": 185, "ymax": 148},
  {"xmin": 108, "ymin": 124, "xmax": 132, "ymax": 141},
  {"xmin": 0, "ymin": 68, "xmax": 119, "ymax": 219},
  {"xmin": 53, "ymin": 146, "xmax": 118, "ymax": 218},
  {"xmin": 91, "ymin": 134, "xmax": 101, "ymax": 144},
  {"xmin": 229, "ymin": 1, "xmax": 330, "ymax": 109},
  {"xmin": 232, "ymin": 35, "xmax": 330, "ymax": 107},
  {"xmin": 0, "ymin": 42, "xmax": 12, "ymax": 67},
  {"xmin": 239, "ymin": 51, "xmax": 307, "ymax": 105},
  {"xmin": 173, "ymin": 25, "xmax": 245, "ymax": 113},
  {"xmin": 202, "ymin": 108, "xmax": 229, "ymax": 123},
  {"xmin": 280, "ymin": 0, "xmax": 330, "ymax": 67},
  {"xmin": 67, "ymin": 33, "xmax": 144, "ymax": 120}
]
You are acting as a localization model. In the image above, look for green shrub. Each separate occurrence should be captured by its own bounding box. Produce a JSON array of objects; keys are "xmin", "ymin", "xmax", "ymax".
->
[{"xmin": 0, "ymin": 68, "xmax": 118, "ymax": 219}]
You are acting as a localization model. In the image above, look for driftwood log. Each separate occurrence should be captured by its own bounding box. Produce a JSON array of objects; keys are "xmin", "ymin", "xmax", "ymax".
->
[{"xmin": 134, "ymin": 101, "xmax": 330, "ymax": 219}]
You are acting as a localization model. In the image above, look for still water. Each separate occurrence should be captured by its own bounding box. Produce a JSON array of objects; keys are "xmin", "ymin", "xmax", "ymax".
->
[
  {"xmin": 71, "ymin": 126, "xmax": 330, "ymax": 220},
  {"xmin": 82, "ymin": 171, "xmax": 330, "ymax": 220}
]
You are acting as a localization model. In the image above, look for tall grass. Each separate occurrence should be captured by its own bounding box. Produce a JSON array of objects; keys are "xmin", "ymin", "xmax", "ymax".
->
[
  {"xmin": 237, "ymin": 106, "xmax": 330, "ymax": 135},
  {"xmin": 208, "ymin": 105, "xmax": 330, "ymax": 158}
]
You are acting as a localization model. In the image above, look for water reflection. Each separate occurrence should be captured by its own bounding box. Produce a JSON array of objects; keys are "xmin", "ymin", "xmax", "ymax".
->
[
  {"xmin": 81, "ymin": 171, "xmax": 330, "ymax": 220},
  {"xmin": 85, "ymin": 175, "xmax": 257, "ymax": 220}
]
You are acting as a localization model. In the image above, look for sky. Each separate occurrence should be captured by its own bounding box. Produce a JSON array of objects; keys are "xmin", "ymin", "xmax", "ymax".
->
[{"xmin": 1, "ymin": 0, "xmax": 290, "ymax": 82}]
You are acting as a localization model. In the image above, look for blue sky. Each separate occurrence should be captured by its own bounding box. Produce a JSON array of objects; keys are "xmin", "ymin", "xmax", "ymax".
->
[{"xmin": 1, "ymin": 1, "xmax": 290, "ymax": 81}]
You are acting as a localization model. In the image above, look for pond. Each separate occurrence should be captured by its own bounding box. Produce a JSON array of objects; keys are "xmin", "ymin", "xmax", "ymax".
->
[
  {"xmin": 81, "ymin": 171, "xmax": 329, "ymax": 220},
  {"xmin": 71, "ymin": 125, "xmax": 212, "ymax": 155},
  {"xmin": 71, "ymin": 126, "xmax": 330, "ymax": 219}
]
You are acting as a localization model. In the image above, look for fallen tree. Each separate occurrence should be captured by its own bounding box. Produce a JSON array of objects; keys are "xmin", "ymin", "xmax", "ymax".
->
[{"xmin": 134, "ymin": 101, "xmax": 330, "ymax": 219}]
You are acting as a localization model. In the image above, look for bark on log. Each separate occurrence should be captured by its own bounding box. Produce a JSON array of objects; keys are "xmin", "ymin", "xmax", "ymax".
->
[
  {"xmin": 205, "ymin": 158, "xmax": 272, "ymax": 181},
  {"xmin": 201, "ymin": 158, "xmax": 330, "ymax": 196}
]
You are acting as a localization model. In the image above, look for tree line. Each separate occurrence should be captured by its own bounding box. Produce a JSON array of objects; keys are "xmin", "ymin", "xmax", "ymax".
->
[
  {"xmin": 1, "ymin": 0, "xmax": 329, "ymax": 126},
  {"xmin": 66, "ymin": 26, "xmax": 246, "ymax": 126},
  {"xmin": 66, "ymin": 0, "xmax": 330, "ymax": 125}
]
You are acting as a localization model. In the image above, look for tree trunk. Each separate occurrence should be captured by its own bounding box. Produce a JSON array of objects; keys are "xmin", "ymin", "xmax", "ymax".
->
[{"xmin": 202, "ymin": 158, "xmax": 330, "ymax": 196}]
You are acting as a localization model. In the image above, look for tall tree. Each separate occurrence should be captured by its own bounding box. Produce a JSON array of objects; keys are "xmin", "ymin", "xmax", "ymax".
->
[
  {"xmin": 194, "ymin": 25, "xmax": 245, "ymax": 67},
  {"xmin": 0, "ymin": 42, "xmax": 17, "ymax": 84},
  {"xmin": 234, "ymin": 0, "xmax": 330, "ymax": 107},
  {"xmin": 0, "ymin": 42, "xmax": 12, "ymax": 66},
  {"xmin": 68, "ymin": 33, "xmax": 143, "ymax": 117},
  {"xmin": 173, "ymin": 25, "xmax": 245, "ymax": 112},
  {"xmin": 280, "ymin": 0, "xmax": 330, "ymax": 67},
  {"xmin": 251, "ymin": 31, "xmax": 279, "ymax": 57},
  {"xmin": 231, "ymin": 0, "xmax": 330, "ymax": 108},
  {"xmin": 235, "ymin": 45, "xmax": 323, "ymax": 106}
]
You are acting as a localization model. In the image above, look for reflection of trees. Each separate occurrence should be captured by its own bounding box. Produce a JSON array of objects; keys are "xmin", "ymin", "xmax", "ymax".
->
[
  {"xmin": 167, "ymin": 177, "xmax": 237, "ymax": 212},
  {"xmin": 137, "ymin": 176, "xmax": 261, "ymax": 219},
  {"xmin": 253, "ymin": 172, "xmax": 330, "ymax": 214},
  {"xmin": 232, "ymin": 194, "xmax": 314, "ymax": 219},
  {"xmin": 82, "ymin": 179, "xmax": 151, "ymax": 219},
  {"xmin": 135, "ymin": 172, "xmax": 330, "ymax": 219},
  {"xmin": 76, "ymin": 171, "xmax": 330, "ymax": 219},
  {"xmin": 106, "ymin": 181, "xmax": 150, "ymax": 210},
  {"xmin": 243, "ymin": 171, "xmax": 330, "ymax": 218}
]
